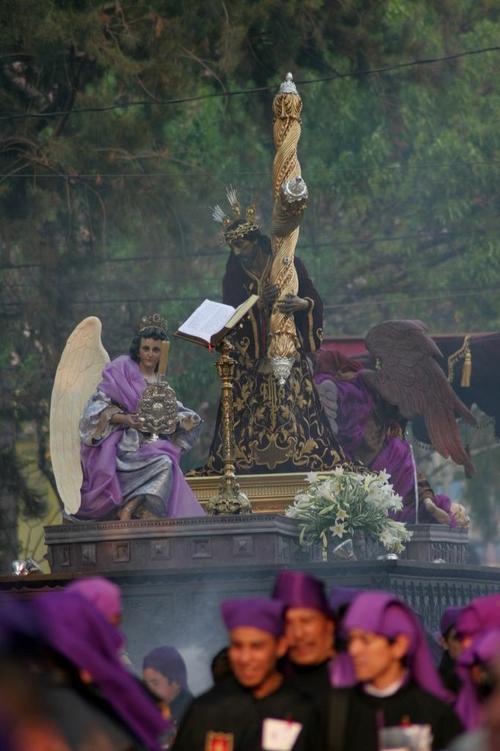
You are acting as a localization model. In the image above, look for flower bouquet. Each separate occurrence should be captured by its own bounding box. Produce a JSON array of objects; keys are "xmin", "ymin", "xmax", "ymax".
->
[{"xmin": 286, "ymin": 467, "xmax": 412, "ymax": 560}]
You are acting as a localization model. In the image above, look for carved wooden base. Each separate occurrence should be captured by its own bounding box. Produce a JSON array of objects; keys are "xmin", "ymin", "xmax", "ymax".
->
[
  {"xmin": 401, "ymin": 524, "xmax": 470, "ymax": 564},
  {"xmin": 44, "ymin": 510, "xmax": 470, "ymax": 576},
  {"xmin": 45, "ymin": 515, "xmax": 303, "ymax": 574}
]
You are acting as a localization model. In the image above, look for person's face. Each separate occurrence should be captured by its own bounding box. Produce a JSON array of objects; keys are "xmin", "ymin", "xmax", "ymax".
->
[
  {"xmin": 138, "ymin": 337, "xmax": 161, "ymax": 372},
  {"xmin": 348, "ymin": 628, "xmax": 409, "ymax": 688},
  {"xmin": 228, "ymin": 626, "xmax": 286, "ymax": 693},
  {"xmin": 442, "ymin": 627, "xmax": 463, "ymax": 660},
  {"xmin": 230, "ymin": 236, "xmax": 258, "ymax": 261},
  {"xmin": 284, "ymin": 607, "xmax": 335, "ymax": 666},
  {"xmin": 143, "ymin": 667, "xmax": 180, "ymax": 704}
]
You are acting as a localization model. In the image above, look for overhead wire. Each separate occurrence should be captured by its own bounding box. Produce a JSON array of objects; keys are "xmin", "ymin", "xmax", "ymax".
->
[
  {"xmin": 1, "ymin": 224, "xmax": 499, "ymax": 272},
  {"xmin": 0, "ymin": 44, "xmax": 499, "ymax": 122},
  {"xmin": 1, "ymin": 284, "xmax": 499, "ymax": 310},
  {"xmin": 2, "ymin": 157, "xmax": 500, "ymax": 180}
]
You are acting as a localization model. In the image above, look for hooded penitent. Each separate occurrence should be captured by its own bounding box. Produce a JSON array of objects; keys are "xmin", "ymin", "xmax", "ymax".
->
[
  {"xmin": 66, "ymin": 576, "xmax": 122, "ymax": 624},
  {"xmin": 455, "ymin": 628, "xmax": 500, "ymax": 729},
  {"xmin": 456, "ymin": 595, "xmax": 500, "ymax": 641},
  {"xmin": 440, "ymin": 605, "xmax": 464, "ymax": 637},
  {"xmin": 33, "ymin": 590, "xmax": 169, "ymax": 751},
  {"xmin": 341, "ymin": 590, "xmax": 449, "ymax": 702},
  {"xmin": 272, "ymin": 570, "xmax": 331, "ymax": 616}
]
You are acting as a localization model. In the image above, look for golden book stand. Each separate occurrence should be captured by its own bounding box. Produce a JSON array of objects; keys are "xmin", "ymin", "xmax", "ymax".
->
[{"xmin": 205, "ymin": 338, "xmax": 252, "ymax": 515}]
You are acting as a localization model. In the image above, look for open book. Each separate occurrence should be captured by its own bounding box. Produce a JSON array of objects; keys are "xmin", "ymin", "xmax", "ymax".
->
[{"xmin": 175, "ymin": 294, "xmax": 259, "ymax": 348}]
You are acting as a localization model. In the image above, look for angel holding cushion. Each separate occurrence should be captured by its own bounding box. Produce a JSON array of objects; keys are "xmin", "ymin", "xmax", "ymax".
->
[{"xmin": 50, "ymin": 314, "xmax": 205, "ymax": 521}]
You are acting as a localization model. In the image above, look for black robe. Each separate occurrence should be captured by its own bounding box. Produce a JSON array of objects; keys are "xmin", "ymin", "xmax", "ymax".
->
[
  {"xmin": 203, "ymin": 253, "xmax": 345, "ymax": 474},
  {"xmin": 173, "ymin": 677, "xmax": 321, "ymax": 751},
  {"xmin": 285, "ymin": 659, "xmax": 331, "ymax": 699},
  {"xmin": 285, "ymin": 659, "xmax": 331, "ymax": 745},
  {"xmin": 327, "ymin": 682, "xmax": 463, "ymax": 751},
  {"xmin": 169, "ymin": 687, "xmax": 193, "ymax": 724},
  {"xmin": 438, "ymin": 651, "xmax": 462, "ymax": 697}
]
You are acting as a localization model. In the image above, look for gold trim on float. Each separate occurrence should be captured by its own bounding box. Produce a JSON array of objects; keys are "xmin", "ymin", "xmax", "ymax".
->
[{"xmin": 187, "ymin": 471, "xmax": 313, "ymax": 514}]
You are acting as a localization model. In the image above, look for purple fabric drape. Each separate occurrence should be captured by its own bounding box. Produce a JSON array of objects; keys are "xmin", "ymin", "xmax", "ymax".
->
[
  {"xmin": 66, "ymin": 577, "xmax": 122, "ymax": 623},
  {"xmin": 455, "ymin": 628, "xmax": 500, "ymax": 729},
  {"xmin": 272, "ymin": 570, "xmax": 331, "ymax": 616},
  {"xmin": 33, "ymin": 591, "xmax": 169, "ymax": 751},
  {"xmin": 315, "ymin": 374, "xmax": 374, "ymax": 461},
  {"xmin": 440, "ymin": 606, "xmax": 465, "ymax": 637},
  {"xmin": 315, "ymin": 370, "xmax": 455, "ymax": 525},
  {"xmin": 222, "ymin": 597, "xmax": 286, "ymax": 637},
  {"xmin": 456, "ymin": 594, "xmax": 500, "ymax": 640},
  {"xmin": 330, "ymin": 651, "xmax": 357, "ymax": 687},
  {"xmin": 328, "ymin": 587, "xmax": 361, "ymax": 617},
  {"xmin": 79, "ymin": 356, "xmax": 204, "ymax": 519}
]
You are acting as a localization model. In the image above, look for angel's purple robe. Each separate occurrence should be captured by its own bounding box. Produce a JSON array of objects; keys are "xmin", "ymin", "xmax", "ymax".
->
[
  {"xmin": 78, "ymin": 355, "xmax": 205, "ymax": 519},
  {"xmin": 315, "ymin": 370, "xmax": 456, "ymax": 525}
]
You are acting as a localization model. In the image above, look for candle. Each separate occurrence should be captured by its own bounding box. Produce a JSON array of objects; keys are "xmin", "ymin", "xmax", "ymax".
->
[{"xmin": 158, "ymin": 340, "xmax": 170, "ymax": 376}]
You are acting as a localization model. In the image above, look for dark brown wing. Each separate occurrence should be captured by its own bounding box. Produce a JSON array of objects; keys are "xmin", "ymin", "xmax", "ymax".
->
[{"xmin": 361, "ymin": 320, "xmax": 476, "ymax": 474}]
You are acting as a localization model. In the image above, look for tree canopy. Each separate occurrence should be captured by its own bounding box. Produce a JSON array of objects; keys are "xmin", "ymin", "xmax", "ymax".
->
[{"xmin": 1, "ymin": 0, "xmax": 500, "ymax": 567}]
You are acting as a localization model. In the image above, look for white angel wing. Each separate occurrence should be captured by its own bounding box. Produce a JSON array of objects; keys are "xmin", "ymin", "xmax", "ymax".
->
[
  {"xmin": 49, "ymin": 317, "xmax": 109, "ymax": 514},
  {"xmin": 316, "ymin": 378, "xmax": 338, "ymax": 434}
]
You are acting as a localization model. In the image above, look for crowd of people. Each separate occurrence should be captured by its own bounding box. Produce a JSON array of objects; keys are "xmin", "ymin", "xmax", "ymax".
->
[{"xmin": 1, "ymin": 573, "xmax": 499, "ymax": 751}]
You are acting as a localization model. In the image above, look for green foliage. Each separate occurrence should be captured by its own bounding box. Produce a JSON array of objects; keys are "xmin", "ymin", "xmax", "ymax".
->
[{"xmin": 0, "ymin": 0, "xmax": 499, "ymax": 540}]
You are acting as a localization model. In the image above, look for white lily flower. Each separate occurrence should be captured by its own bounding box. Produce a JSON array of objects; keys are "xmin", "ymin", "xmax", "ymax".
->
[
  {"xmin": 306, "ymin": 471, "xmax": 319, "ymax": 484},
  {"xmin": 330, "ymin": 521, "xmax": 346, "ymax": 538}
]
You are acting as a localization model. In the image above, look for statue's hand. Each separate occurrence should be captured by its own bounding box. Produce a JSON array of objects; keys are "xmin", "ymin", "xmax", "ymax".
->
[
  {"xmin": 179, "ymin": 414, "xmax": 200, "ymax": 431},
  {"xmin": 262, "ymin": 281, "xmax": 279, "ymax": 306},
  {"xmin": 125, "ymin": 413, "xmax": 144, "ymax": 429},
  {"xmin": 277, "ymin": 294, "xmax": 309, "ymax": 315},
  {"xmin": 423, "ymin": 496, "xmax": 450, "ymax": 525},
  {"xmin": 112, "ymin": 412, "xmax": 143, "ymax": 429}
]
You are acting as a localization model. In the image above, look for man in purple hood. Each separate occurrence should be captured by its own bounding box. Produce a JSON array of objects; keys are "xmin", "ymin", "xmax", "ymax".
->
[
  {"xmin": 449, "ymin": 631, "xmax": 500, "ymax": 751},
  {"xmin": 174, "ymin": 597, "xmax": 319, "ymax": 751},
  {"xmin": 0, "ymin": 591, "xmax": 169, "ymax": 751},
  {"xmin": 455, "ymin": 594, "xmax": 500, "ymax": 650},
  {"xmin": 33, "ymin": 590, "xmax": 170, "ymax": 751},
  {"xmin": 326, "ymin": 591, "xmax": 463, "ymax": 751},
  {"xmin": 66, "ymin": 576, "xmax": 123, "ymax": 626},
  {"xmin": 272, "ymin": 570, "xmax": 335, "ymax": 696},
  {"xmin": 454, "ymin": 628, "xmax": 500, "ymax": 732}
]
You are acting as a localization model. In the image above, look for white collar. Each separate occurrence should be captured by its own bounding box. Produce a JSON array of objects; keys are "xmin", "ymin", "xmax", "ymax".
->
[{"xmin": 363, "ymin": 672, "xmax": 407, "ymax": 698}]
